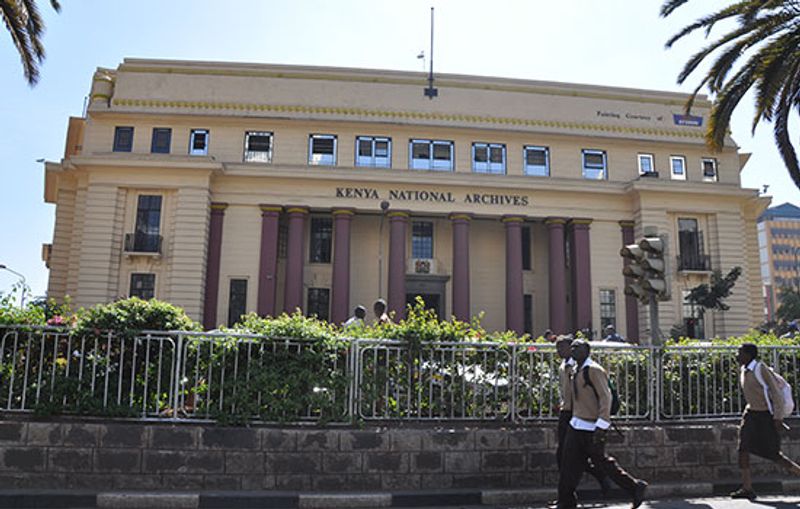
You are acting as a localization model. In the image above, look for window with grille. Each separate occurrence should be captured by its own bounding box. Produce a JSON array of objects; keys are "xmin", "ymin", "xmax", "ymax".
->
[
  {"xmin": 356, "ymin": 136, "xmax": 391, "ymax": 168},
  {"xmin": 702, "ymin": 158, "xmax": 718, "ymax": 181},
  {"xmin": 524, "ymin": 294, "xmax": 534, "ymax": 335},
  {"xmin": 309, "ymin": 134, "xmax": 337, "ymax": 165},
  {"xmin": 309, "ymin": 217, "xmax": 333, "ymax": 263},
  {"xmin": 132, "ymin": 195, "xmax": 162, "ymax": 252},
  {"xmin": 227, "ymin": 279, "xmax": 248, "ymax": 327},
  {"xmin": 524, "ymin": 146, "xmax": 549, "ymax": 176},
  {"xmin": 582, "ymin": 149, "xmax": 607, "ymax": 179},
  {"xmin": 472, "ymin": 142, "xmax": 506, "ymax": 174},
  {"xmin": 307, "ymin": 288, "xmax": 330, "ymax": 321},
  {"xmin": 412, "ymin": 221, "xmax": 434, "ymax": 259},
  {"xmin": 410, "ymin": 139, "xmax": 453, "ymax": 170},
  {"xmin": 599, "ymin": 289, "xmax": 616, "ymax": 329},
  {"xmin": 189, "ymin": 129, "xmax": 209, "ymax": 155},
  {"xmin": 244, "ymin": 131, "xmax": 273, "ymax": 163},
  {"xmin": 150, "ymin": 128, "xmax": 171, "ymax": 154},
  {"xmin": 130, "ymin": 273, "xmax": 155, "ymax": 300},
  {"xmin": 113, "ymin": 126, "xmax": 134, "ymax": 152}
]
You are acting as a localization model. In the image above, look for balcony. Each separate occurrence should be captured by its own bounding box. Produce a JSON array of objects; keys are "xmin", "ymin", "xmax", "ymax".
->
[
  {"xmin": 676, "ymin": 252, "xmax": 711, "ymax": 272},
  {"xmin": 124, "ymin": 233, "xmax": 162, "ymax": 256}
]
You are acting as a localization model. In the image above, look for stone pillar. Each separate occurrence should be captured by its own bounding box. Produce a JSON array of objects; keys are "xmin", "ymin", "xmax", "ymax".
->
[
  {"xmin": 450, "ymin": 213, "xmax": 472, "ymax": 321},
  {"xmin": 546, "ymin": 218, "xmax": 568, "ymax": 334},
  {"xmin": 387, "ymin": 211, "xmax": 409, "ymax": 318},
  {"xmin": 283, "ymin": 206, "xmax": 308, "ymax": 314},
  {"xmin": 570, "ymin": 218, "xmax": 593, "ymax": 335},
  {"xmin": 331, "ymin": 209, "xmax": 355, "ymax": 325},
  {"xmin": 203, "ymin": 203, "xmax": 227, "ymax": 330},
  {"xmin": 620, "ymin": 220, "xmax": 640, "ymax": 343},
  {"xmin": 504, "ymin": 215, "xmax": 525, "ymax": 334},
  {"xmin": 257, "ymin": 205, "xmax": 282, "ymax": 317}
]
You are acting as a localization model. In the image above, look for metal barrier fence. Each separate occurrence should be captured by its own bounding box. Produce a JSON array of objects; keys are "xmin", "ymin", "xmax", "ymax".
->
[{"xmin": 1, "ymin": 326, "xmax": 798, "ymax": 423}]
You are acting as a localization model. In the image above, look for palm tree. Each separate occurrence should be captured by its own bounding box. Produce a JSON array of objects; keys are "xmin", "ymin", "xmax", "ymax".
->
[
  {"xmin": 661, "ymin": 0, "xmax": 800, "ymax": 190},
  {"xmin": 1, "ymin": 0, "xmax": 60, "ymax": 86}
]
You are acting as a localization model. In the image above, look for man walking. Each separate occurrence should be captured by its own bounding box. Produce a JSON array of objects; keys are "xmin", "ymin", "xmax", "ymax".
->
[
  {"xmin": 556, "ymin": 339, "xmax": 647, "ymax": 509},
  {"xmin": 731, "ymin": 343, "xmax": 800, "ymax": 499},
  {"xmin": 343, "ymin": 305, "xmax": 366, "ymax": 328},
  {"xmin": 554, "ymin": 337, "xmax": 609, "ymax": 495}
]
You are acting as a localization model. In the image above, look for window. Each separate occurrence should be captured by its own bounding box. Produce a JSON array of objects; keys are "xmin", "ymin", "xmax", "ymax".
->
[
  {"xmin": 523, "ymin": 146, "xmax": 549, "ymax": 176},
  {"xmin": 130, "ymin": 195, "xmax": 162, "ymax": 252},
  {"xmin": 227, "ymin": 279, "xmax": 247, "ymax": 327},
  {"xmin": 702, "ymin": 158, "xmax": 718, "ymax": 181},
  {"xmin": 412, "ymin": 221, "xmax": 434, "ymax": 259},
  {"xmin": 522, "ymin": 225, "xmax": 532, "ymax": 271},
  {"xmin": 151, "ymin": 128, "xmax": 171, "ymax": 154},
  {"xmin": 309, "ymin": 217, "xmax": 333, "ymax": 263},
  {"xmin": 113, "ymin": 126, "xmax": 134, "ymax": 152},
  {"xmin": 582, "ymin": 149, "xmax": 607, "ymax": 179},
  {"xmin": 244, "ymin": 131, "xmax": 273, "ymax": 163},
  {"xmin": 278, "ymin": 219, "xmax": 288, "ymax": 259},
  {"xmin": 307, "ymin": 288, "xmax": 330, "ymax": 321},
  {"xmin": 410, "ymin": 139, "xmax": 453, "ymax": 171},
  {"xmin": 682, "ymin": 290, "xmax": 705, "ymax": 339},
  {"xmin": 356, "ymin": 136, "xmax": 391, "ymax": 168},
  {"xmin": 524, "ymin": 294, "xmax": 534, "ymax": 335},
  {"xmin": 599, "ymin": 289, "xmax": 616, "ymax": 330},
  {"xmin": 130, "ymin": 273, "xmax": 155, "ymax": 300},
  {"xmin": 189, "ymin": 129, "xmax": 209, "ymax": 156},
  {"xmin": 670, "ymin": 156, "xmax": 686, "ymax": 180},
  {"xmin": 472, "ymin": 142, "xmax": 506, "ymax": 174},
  {"xmin": 678, "ymin": 218, "xmax": 708, "ymax": 271},
  {"xmin": 309, "ymin": 134, "xmax": 337, "ymax": 165},
  {"xmin": 638, "ymin": 154, "xmax": 654, "ymax": 175}
]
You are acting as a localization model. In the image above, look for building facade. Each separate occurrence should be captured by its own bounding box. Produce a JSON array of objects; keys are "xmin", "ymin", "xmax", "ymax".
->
[
  {"xmin": 758, "ymin": 202, "xmax": 800, "ymax": 321},
  {"xmin": 43, "ymin": 59, "xmax": 768, "ymax": 340}
]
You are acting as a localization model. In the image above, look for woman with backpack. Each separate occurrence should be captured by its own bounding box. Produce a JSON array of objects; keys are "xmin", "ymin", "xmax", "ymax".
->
[{"xmin": 732, "ymin": 343, "xmax": 800, "ymax": 500}]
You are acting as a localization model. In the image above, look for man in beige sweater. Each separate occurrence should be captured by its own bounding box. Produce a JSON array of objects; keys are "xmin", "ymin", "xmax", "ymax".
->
[
  {"xmin": 556, "ymin": 339, "xmax": 647, "ymax": 509},
  {"xmin": 554, "ymin": 337, "xmax": 608, "ymax": 493},
  {"xmin": 731, "ymin": 343, "xmax": 800, "ymax": 499}
]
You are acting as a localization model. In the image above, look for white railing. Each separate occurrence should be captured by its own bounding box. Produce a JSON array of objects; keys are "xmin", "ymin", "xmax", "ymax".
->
[{"xmin": 1, "ymin": 326, "xmax": 796, "ymax": 423}]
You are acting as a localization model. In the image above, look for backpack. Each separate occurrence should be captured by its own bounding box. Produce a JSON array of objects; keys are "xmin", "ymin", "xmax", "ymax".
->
[
  {"xmin": 753, "ymin": 361, "xmax": 795, "ymax": 419},
  {"xmin": 583, "ymin": 367, "xmax": 621, "ymax": 415}
]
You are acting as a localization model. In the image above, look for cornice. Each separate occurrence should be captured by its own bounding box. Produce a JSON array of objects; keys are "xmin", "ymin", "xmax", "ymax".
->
[{"xmin": 106, "ymin": 98, "xmax": 706, "ymax": 141}]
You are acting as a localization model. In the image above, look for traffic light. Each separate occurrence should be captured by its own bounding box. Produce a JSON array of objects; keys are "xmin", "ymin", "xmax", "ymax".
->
[{"xmin": 620, "ymin": 236, "xmax": 669, "ymax": 302}]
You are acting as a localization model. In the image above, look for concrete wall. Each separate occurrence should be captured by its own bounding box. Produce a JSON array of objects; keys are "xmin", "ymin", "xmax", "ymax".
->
[{"xmin": 0, "ymin": 419, "xmax": 797, "ymax": 491}]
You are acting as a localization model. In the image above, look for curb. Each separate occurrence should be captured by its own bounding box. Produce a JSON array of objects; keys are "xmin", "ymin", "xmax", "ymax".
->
[{"xmin": 0, "ymin": 481, "xmax": 797, "ymax": 508}]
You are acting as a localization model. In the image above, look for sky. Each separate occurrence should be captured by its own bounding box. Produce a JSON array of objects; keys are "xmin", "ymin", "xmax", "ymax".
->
[{"xmin": 1, "ymin": 0, "xmax": 799, "ymax": 298}]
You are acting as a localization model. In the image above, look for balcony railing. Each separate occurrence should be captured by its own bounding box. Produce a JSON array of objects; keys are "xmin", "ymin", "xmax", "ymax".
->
[
  {"xmin": 677, "ymin": 252, "xmax": 711, "ymax": 272},
  {"xmin": 124, "ymin": 233, "xmax": 162, "ymax": 254}
]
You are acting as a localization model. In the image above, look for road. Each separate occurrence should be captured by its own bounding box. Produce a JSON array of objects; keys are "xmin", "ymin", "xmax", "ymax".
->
[{"xmin": 392, "ymin": 496, "xmax": 800, "ymax": 509}]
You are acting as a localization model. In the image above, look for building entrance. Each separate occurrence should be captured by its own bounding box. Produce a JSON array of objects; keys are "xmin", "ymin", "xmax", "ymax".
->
[
  {"xmin": 405, "ymin": 274, "xmax": 449, "ymax": 320},
  {"xmin": 406, "ymin": 293, "xmax": 441, "ymax": 318}
]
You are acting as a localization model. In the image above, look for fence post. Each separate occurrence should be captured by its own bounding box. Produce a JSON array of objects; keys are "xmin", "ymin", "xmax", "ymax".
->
[
  {"xmin": 510, "ymin": 344, "xmax": 518, "ymax": 423},
  {"xmin": 172, "ymin": 332, "xmax": 183, "ymax": 422},
  {"xmin": 653, "ymin": 345, "xmax": 661, "ymax": 422}
]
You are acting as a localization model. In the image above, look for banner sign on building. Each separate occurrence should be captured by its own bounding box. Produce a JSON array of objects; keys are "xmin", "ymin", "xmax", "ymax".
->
[{"xmin": 673, "ymin": 114, "xmax": 703, "ymax": 127}]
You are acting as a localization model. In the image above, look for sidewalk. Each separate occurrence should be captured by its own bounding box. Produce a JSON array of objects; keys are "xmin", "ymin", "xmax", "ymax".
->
[{"xmin": 0, "ymin": 480, "xmax": 796, "ymax": 508}]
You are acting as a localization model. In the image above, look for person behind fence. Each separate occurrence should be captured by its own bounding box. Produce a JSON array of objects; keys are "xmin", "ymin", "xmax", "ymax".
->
[
  {"xmin": 730, "ymin": 343, "xmax": 800, "ymax": 500},
  {"xmin": 373, "ymin": 298, "xmax": 391, "ymax": 325},
  {"xmin": 554, "ymin": 336, "xmax": 609, "ymax": 497},
  {"xmin": 556, "ymin": 339, "xmax": 647, "ymax": 509},
  {"xmin": 601, "ymin": 324, "xmax": 624, "ymax": 343},
  {"xmin": 343, "ymin": 305, "xmax": 366, "ymax": 328}
]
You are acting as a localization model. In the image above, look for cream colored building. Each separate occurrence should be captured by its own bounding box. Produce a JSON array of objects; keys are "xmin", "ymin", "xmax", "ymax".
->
[{"xmin": 43, "ymin": 58, "xmax": 768, "ymax": 340}]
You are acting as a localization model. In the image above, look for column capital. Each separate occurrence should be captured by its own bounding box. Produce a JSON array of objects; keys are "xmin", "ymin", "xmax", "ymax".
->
[
  {"xmin": 387, "ymin": 210, "xmax": 411, "ymax": 220},
  {"xmin": 545, "ymin": 217, "xmax": 568, "ymax": 227},
  {"xmin": 332, "ymin": 208, "xmax": 356, "ymax": 217},
  {"xmin": 449, "ymin": 212, "xmax": 473, "ymax": 222},
  {"xmin": 618, "ymin": 220, "xmax": 635, "ymax": 229},
  {"xmin": 210, "ymin": 202, "xmax": 228, "ymax": 212},
  {"xmin": 502, "ymin": 215, "xmax": 526, "ymax": 224},
  {"xmin": 569, "ymin": 218, "xmax": 593, "ymax": 230},
  {"xmin": 259, "ymin": 204, "xmax": 282, "ymax": 213},
  {"xmin": 285, "ymin": 206, "xmax": 309, "ymax": 215}
]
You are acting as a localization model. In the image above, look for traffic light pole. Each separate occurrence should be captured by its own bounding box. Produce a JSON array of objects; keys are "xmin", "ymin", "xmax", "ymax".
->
[{"xmin": 649, "ymin": 294, "xmax": 660, "ymax": 345}]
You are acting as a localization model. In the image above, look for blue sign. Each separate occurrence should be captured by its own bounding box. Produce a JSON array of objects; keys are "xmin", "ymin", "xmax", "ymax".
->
[{"xmin": 673, "ymin": 114, "xmax": 703, "ymax": 127}]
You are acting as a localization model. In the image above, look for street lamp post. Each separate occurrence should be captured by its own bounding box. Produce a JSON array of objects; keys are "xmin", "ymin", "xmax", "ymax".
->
[
  {"xmin": 377, "ymin": 201, "xmax": 390, "ymax": 299},
  {"xmin": 0, "ymin": 264, "xmax": 27, "ymax": 308}
]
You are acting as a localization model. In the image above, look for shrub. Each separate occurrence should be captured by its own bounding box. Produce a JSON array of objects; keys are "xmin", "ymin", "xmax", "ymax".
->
[{"xmin": 72, "ymin": 297, "xmax": 201, "ymax": 338}]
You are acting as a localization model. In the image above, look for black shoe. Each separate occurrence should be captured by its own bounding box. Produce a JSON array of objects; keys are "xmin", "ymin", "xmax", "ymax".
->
[
  {"xmin": 730, "ymin": 487, "xmax": 757, "ymax": 500},
  {"xmin": 599, "ymin": 476, "xmax": 612, "ymax": 498},
  {"xmin": 631, "ymin": 480, "xmax": 648, "ymax": 509}
]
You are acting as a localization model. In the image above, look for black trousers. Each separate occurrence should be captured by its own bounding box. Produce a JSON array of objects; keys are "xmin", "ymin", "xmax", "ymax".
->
[
  {"xmin": 557, "ymin": 426, "xmax": 639, "ymax": 508},
  {"xmin": 556, "ymin": 411, "xmax": 606, "ymax": 484}
]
